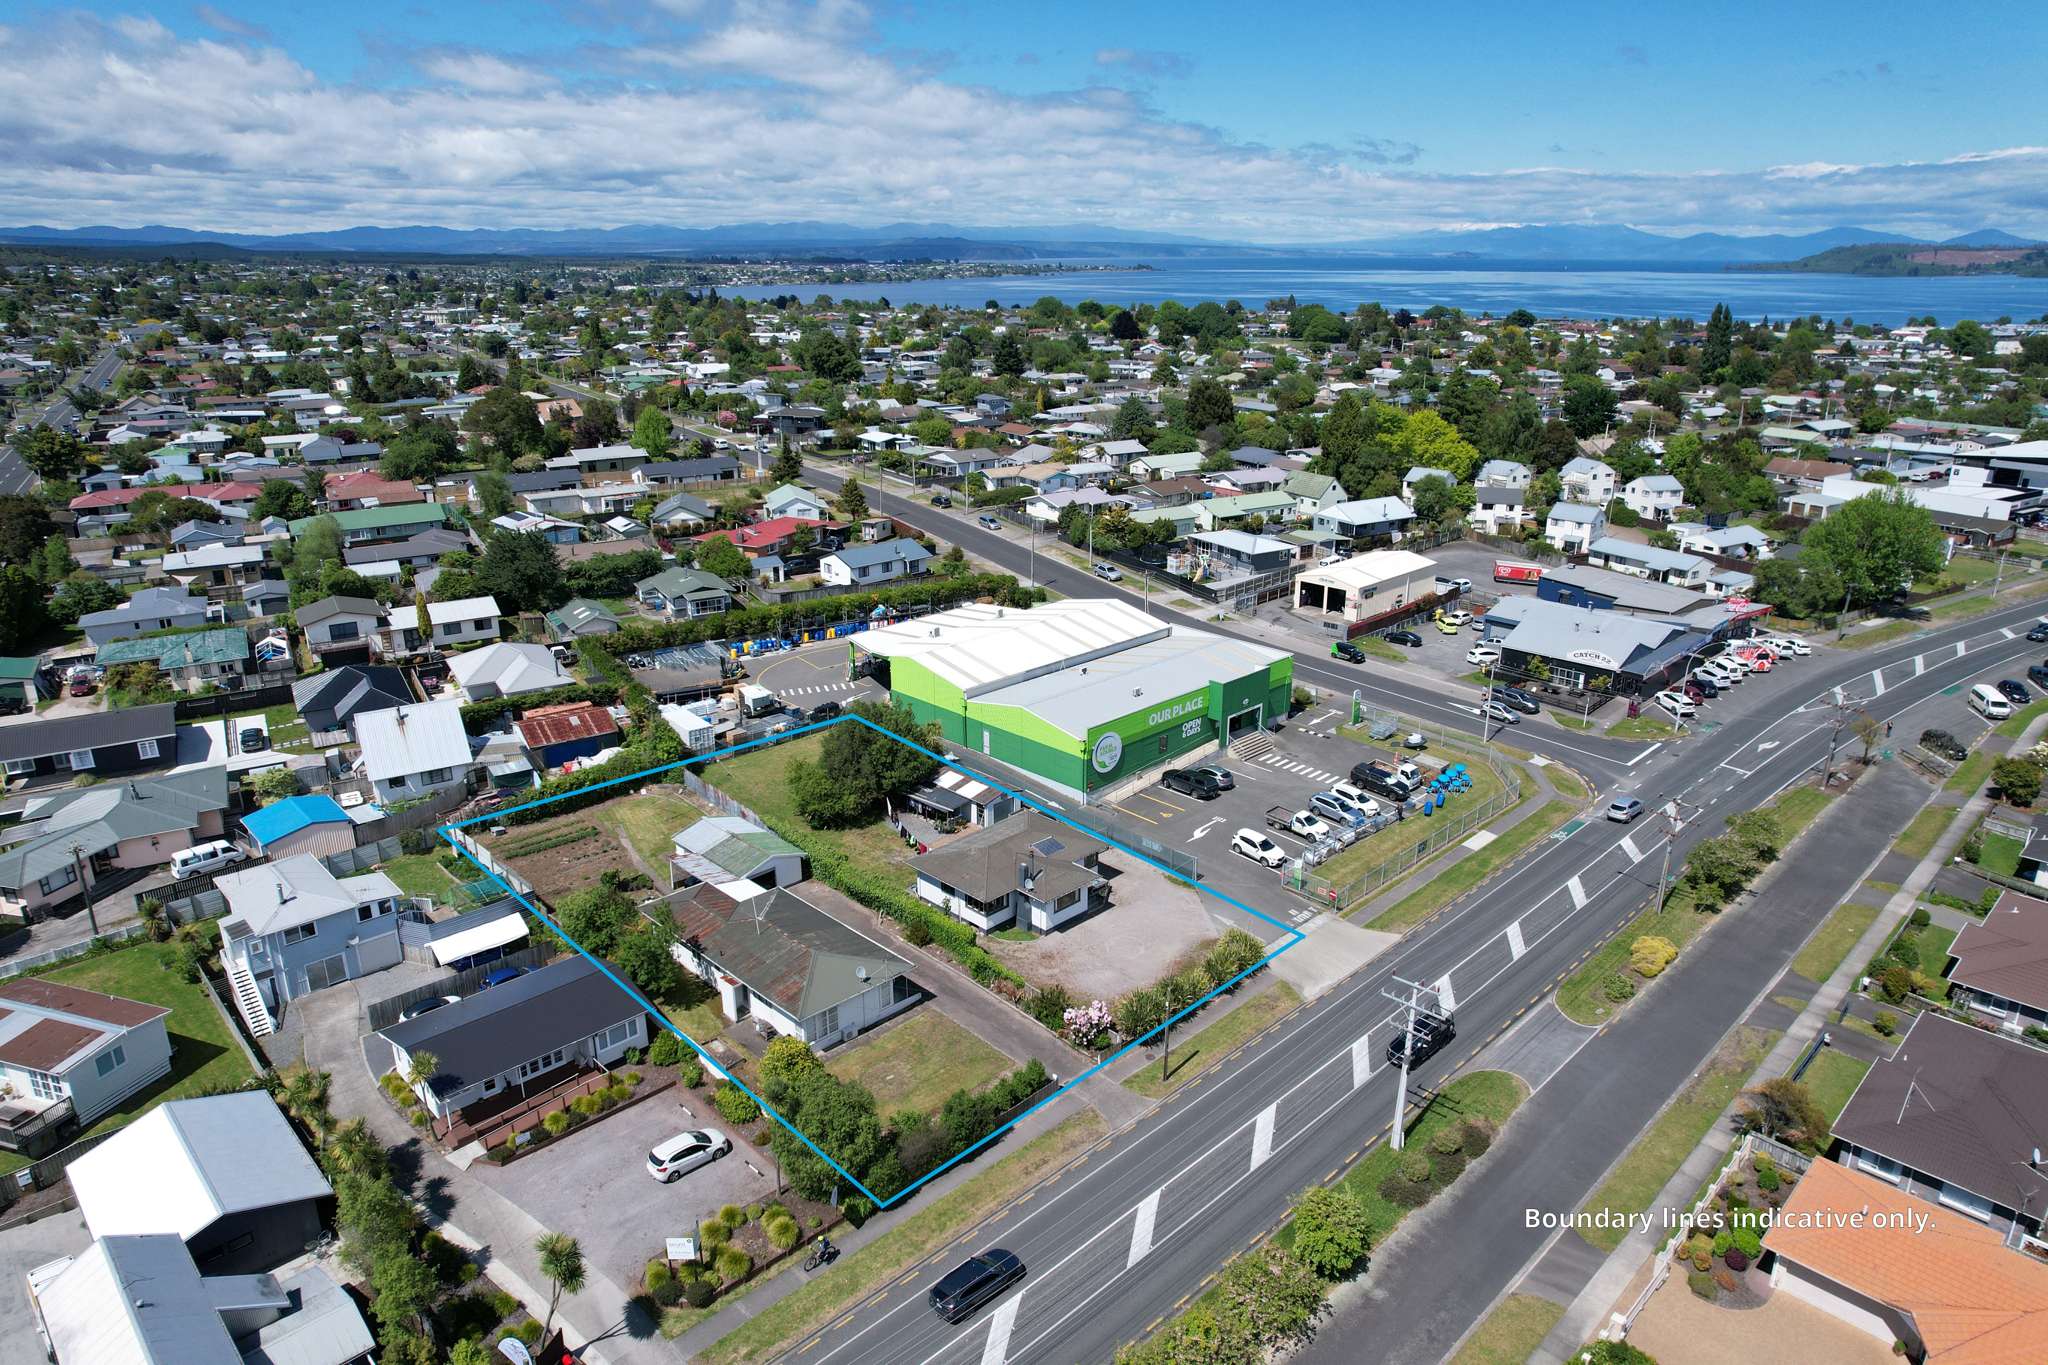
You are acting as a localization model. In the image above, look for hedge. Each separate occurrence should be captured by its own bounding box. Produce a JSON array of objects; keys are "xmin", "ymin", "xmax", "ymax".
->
[
  {"xmin": 596, "ymin": 573, "xmax": 1038, "ymax": 656},
  {"xmin": 968, "ymin": 485, "xmax": 1033, "ymax": 508},
  {"xmin": 460, "ymin": 683, "xmax": 619, "ymax": 735}
]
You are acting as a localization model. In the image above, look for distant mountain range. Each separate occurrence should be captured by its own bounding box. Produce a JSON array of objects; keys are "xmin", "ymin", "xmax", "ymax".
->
[{"xmin": 0, "ymin": 219, "xmax": 2040, "ymax": 265}]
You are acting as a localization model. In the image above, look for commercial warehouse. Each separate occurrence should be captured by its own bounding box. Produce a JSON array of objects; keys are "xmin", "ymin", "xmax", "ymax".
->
[{"xmin": 852, "ymin": 599, "xmax": 1292, "ymax": 801}]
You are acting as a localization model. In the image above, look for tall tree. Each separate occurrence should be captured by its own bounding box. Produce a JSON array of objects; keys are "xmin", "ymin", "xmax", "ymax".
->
[
  {"xmin": 478, "ymin": 530, "xmax": 567, "ymax": 613},
  {"xmin": 631, "ymin": 404, "xmax": 675, "ymax": 457},
  {"xmin": 835, "ymin": 477, "xmax": 868, "ymax": 522},
  {"xmin": 535, "ymin": 1233, "xmax": 587, "ymax": 1348}
]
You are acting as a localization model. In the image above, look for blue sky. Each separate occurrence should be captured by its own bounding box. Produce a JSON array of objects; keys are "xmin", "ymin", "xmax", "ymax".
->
[{"xmin": 2, "ymin": 0, "xmax": 2044, "ymax": 239}]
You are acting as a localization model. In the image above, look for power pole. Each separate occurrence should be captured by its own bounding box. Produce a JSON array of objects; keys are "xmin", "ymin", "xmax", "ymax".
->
[
  {"xmin": 1382, "ymin": 975, "xmax": 1440, "ymax": 1150},
  {"xmin": 70, "ymin": 843, "xmax": 100, "ymax": 937},
  {"xmin": 1654, "ymin": 798, "xmax": 1692, "ymax": 912}
]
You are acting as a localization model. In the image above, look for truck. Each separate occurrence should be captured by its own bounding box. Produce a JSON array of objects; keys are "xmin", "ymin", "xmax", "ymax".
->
[
  {"xmin": 1493, "ymin": 559, "xmax": 1543, "ymax": 584},
  {"xmin": 737, "ymin": 683, "xmax": 780, "ymax": 718},
  {"xmin": 1265, "ymin": 806, "xmax": 1329, "ymax": 840}
]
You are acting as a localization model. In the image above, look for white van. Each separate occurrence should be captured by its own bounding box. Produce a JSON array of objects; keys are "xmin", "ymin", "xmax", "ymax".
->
[
  {"xmin": 172, "ymin": 839, "xmax": 246, "ymax": 880},
  {"xmin": 1970, "ymin": 684, "xmax": 2012, "ymax": 720}
]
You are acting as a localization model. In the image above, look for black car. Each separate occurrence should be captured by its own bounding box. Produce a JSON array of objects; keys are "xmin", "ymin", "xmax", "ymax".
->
[
  {"xmin": 1331, "ymin": 640, "xmax": 1366, "ymax": 664},
  {"xmin": 1161, "ymin": 768, "xmax": 1221, "ymax": 799},
  {"xmin": 238, "ymin": 727, "xmax": 268, "ymax": 753},
  {"xmin": 1495, "ymin": 686, "xmax": 1541, "ymax": 715},
  {"xmin": 1689, "ymin": 675, "xmax": 1720, "ymax": 699},
  {"xmin": 2029, "ymin": 624, "xmax": 2048, "ymax": 642},
  {"xmin": 1919, "ymin": 728, "xmax": 1968, "ymax": 761},
  {"xmin": 1385, "ymin": 1011, "xmax": 1455, "ymax": 1070},
  {"xmin": 930, "ymin": 1248, "xmax": 1025, "ymax": 1323},
  {"xmin": 2030, "ymin": 663, "xmax": 2048, "ymax": 690},
  {"xmin": 930, "ymin": 493, "xmax": 952, "ymax": 508},
  {"xmin": 1384, "ymin": 629, "xmax": 1423, "ymax": 648},
  {"xmin": 808, "ymin": 700, "xmax": 843, "ymax": 722},
  {"xmin": 1999, "ymin": 679, "xmax": 2032, "ymax": 705}
]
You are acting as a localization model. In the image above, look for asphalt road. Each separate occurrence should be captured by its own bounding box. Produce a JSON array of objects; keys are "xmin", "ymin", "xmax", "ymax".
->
[
  {"xmin": 795, "ymin": 460, "xmax": 1643, "ymax": 786},
  {"xmin": 4, "ymin": 345, "xmax": 122, "ymax": 496},
  {"xmin": 773, "ymin": 590, "xmax": 2048, "ymax": 1365}
]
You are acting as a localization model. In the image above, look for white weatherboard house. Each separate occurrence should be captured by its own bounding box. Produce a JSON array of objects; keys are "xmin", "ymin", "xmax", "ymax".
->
[
  {"xmin": 216, "ymin": 855, "xmax": 406, "ymax": 1037},
  {"xmin": 908, "ymin": 811, "xmax": 1110, "ymax": 932},
  {"xmin": 0, "ymin": 979, "xmax": 171, "ymax": 1154},
  {"xmin": 354, "ymin": 698, "xmax": 473, "ymax": 803}
]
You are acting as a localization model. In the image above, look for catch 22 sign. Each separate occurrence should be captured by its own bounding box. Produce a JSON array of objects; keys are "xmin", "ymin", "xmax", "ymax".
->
[{"xmin": 1090, "ymin": 731, "xmax": 1123, "ymax": 774}]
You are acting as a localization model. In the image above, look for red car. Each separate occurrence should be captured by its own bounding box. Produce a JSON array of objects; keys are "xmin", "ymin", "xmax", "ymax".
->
[{"xmin": 67, "ymin": 678, "xmax": 96, "ymax": 697}]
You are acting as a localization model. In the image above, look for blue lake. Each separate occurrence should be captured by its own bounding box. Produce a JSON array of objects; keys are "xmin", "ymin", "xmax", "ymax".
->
[{"xmin": 721, "ymin": 255, "xmax": 2048, "ymax": 325}]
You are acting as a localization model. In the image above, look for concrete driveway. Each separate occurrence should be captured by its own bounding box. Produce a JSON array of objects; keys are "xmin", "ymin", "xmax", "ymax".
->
[
  {"xmin": 467, "ymin": 1087, "xmax": 777, "ymax": 1291},
  {"xmin": 0, "ymin": 1208, "xmax": 90, "ymax": 1353}
]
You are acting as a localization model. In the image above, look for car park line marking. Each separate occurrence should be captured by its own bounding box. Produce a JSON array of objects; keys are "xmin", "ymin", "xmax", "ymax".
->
[
  {"xmin": 1870, "ymin": 669, "xmax": 1885, "ymax": 696},
  {"xmin": 1128, "ymin": 1190, "xmax": 1161, "ymax": 1268},
  {"xmin": 1506, "ymin": 920, "xmax": 1526, "ymax": 959},
  {"xmin": 1625, "ymin": 743, "xmax": 1663, "ymax": 767},
  {"xmin": 1352, "ymin": 1034, "xmax": 1375, "ymax": 1087},
  {"xmin": 980, "ymin": 1294, "xmax": 1021, "ymax": 1365},
  {"xmin": 1251, "ymin": 1104, "xmax": 1276, "ymax": 1169},
  {"xmin": 1566, "ymin": 876, "xmax": 1588, "ymax": 909},
  {"xmin": 1619, "ymin": 835, "xmax": 1644, "ymax": 863},
  {"xmin": 1112, "ymin": 805, "xmax": 1159, "ymax": 826}
]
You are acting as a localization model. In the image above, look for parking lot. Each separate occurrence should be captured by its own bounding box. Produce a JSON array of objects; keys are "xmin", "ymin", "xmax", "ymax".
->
[{"xmin": 467, "ymin": 1081, "xmax": 778, "ymax": 1291}]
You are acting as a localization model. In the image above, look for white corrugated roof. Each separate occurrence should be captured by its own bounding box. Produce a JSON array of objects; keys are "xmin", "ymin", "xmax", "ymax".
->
[
  {"xmin": 855, "ymin": 598, "xmax": 1168, "ymax": 696},
  {"xmin": 428, "ymin": 908, "xmax": 528, "ymax": 966},
  {"xmin": 355, "ymin": 699, "xmax": 471, "ymax": 782}
]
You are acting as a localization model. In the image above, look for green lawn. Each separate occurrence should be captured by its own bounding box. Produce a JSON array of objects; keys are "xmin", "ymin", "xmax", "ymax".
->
[
  {"xmin": 1839, "ymin": 618, "xmax": 1922, "ymax": 651},
  {"xmin": 1354, "ymin": 636, "xmax": 1405, "ymax": 663},
  {"xmin": 1122, "ymin": 983, "xmax": 1301, "ymax": 1098},
  {"xmin": 1543, "ymin": 767, "xmax": 1590, "ymax": 803},
  {"xmin": 703, "ymin": 733, "xmax": 905, "ymax": 880},
  {"xmin": 1946, "ymin": 750, "xmax": 1996, "ymax": 797},
  {"xmin": 227, "ymin": 702, "xmax": 314, "ymax": 747},
  {"xmin": 1978, "ymin": 831, "xmax": 2026, "ymax": 878},
  {"xmin": 829, "ymin": 1013, "xmax": 1011, "ymax": 1117},
  {"xmin": 378, "ymin": 853, "xmax": 461, "ymax": 903},
  {"xmin": 604, "ymin": 790, "xmax": 700, "ymax": 869},
  {"xmin": 1307, "ymin": 1071, "xmax": 1526, "ymax": 1244},
  {"xmin": 1573, "ymin": 1026, "xmax": 1777, "ymax": 1252},
  {"xmin": 700, "ymin": 1112, "xmax": 1107, "ymax": 1365},
  {"xmin": 1893, "ymin": 805, "xmax": 1957, "ymax": 862},
  {"xmin": 1997, "ymin": 699, "xmax": 2048, "ymax": 739},
  {"xmin": 1366, "ymin": 801, "xmax": 1573, "ymax": 934},
  {"xmin": 1790, "ymin": 903, "xmax": 1882, "ymax": 984},
  {"xmin": 1605, "ymin": 713, "xmax": 1678, "ymax": 741},
  {"xmin": 1450, "ymin": 1294, "xmax": 1566, "ymax": 1365},
  {"xmin": 1797, "ymin": 1048, "xmax": 1873, "ymax": 1124},
  {"xmin": 0, "ymin": 942, "xmax": 259, "ymax": 1173},
  {"xmin": 1917, "ymin": 923, "xmax": 1958, "ymax": 970},
  {"xmin": 1551, "ymin": 712, "xmax": 1596, "ymax": 731}
]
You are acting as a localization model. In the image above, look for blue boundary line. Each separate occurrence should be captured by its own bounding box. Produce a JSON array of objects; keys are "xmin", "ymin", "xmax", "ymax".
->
[{"xmin": 440, "ymin": 713, "xmax": 1305, "ymax": 1208}]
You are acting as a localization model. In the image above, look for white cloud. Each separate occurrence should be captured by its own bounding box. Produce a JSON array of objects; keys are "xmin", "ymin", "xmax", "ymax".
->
[{"xmin": 0, "ymin": 8, "xmax": 2040, "ymax": 242}]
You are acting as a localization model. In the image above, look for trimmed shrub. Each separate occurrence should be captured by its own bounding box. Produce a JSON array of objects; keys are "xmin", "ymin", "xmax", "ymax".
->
[
  {"xmin": 714, "ymin": 1246, "xmax": 752, "ymax": 1282},
  {"xmin": 1603, "ymin": 974, "xmax": 1636, "ymax": 1003},
  {"xmin": 1908, "ymin": 907, "xmax": 1932, "ymax": 929},
  {"xmin": 1398, "ymin": 1150, "xmax": 1432, "ymax": 1184},
  {"xmin": 698, "ymin": 1218, "xmax": 728, "ymax": 1249},
  {"xmin": 571, "ymin": 1094, "xmax": 602, "ymax": 1117},
  {"xmin": 713, "ymin": 1083, "xmax": 761, "ymax": 1124},
  {"xmin": 542, "ymin": 1110, "xmax": 573, "ymax": 1137},
  {"xmin": 680, "ymin": 1277, "xmax": 715, "ymax": 1309},
  {"xmin": 1732, "ymin": 1226, "xmax": 1763, "ymax": 1259},
  {"xmin": 410, "ymin": 1109, "xmax": 432, "ymax": 1128},
  {"xmin": 1873, "ymin": 1010, "xmax": 1899, "ymax": 1036},
  {"xmin": 1878, "ymin": 965, "xmax": 1913, "ymax": 1003},
  {"xmin": 904, "ymin": 917, "xmax": 933, "ymax": 947},
  {"xmin": 1724, "ymin": 1247, "xmax": 1750, "ymax": 1272},
  {"xmin": 1290, "ymin": 1185, "xmax": 1373, "ymax": 1279},
  {"xmin": 1629, "ymin": 935, "xmax": 1679, "ymax": 979},
  {"xmin": 766, "ymin": 1215, "xmax": 801, "ymax": 1251},
  {"xmin": 647, "ymin": 1032, "xmax": 684, "ymax": 1067},
  {"xmin": 1886, "ymin": 937, "xmax": 1921, "ymax": 970},
  {"xmin": 718, "ymin": 1203, "xmax": 747, "ymax": 1231},
  {"xmin": 678, "ymin": 1056, "xmax": 704, "ymax": 1088},
  {"xmin": 651, "ymin": 1277, "xmax": 685, "ymax": 1308},
  {"xmin": 1429, "ymin": 1125, "xmax": 1465, "ymax": 1156},
  {"xmin": 645, "ymin": 1260, "xmax": 673, "ymax": 1294},
  {"xmin": 1458, "ymin": 1119, "xmax": 1495, "ymax": 1158},
  {"xmin": 1712, "ymin": 1230, "xmax": 1733, "ymax": 1258}
]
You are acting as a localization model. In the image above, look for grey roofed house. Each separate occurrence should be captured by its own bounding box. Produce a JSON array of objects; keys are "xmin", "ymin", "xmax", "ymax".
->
[
  {"xmin": 0, "ymin": 766, "xmax": 229, "ymax": 894},
  {"xmin": 1545, "ymin": 502, "xmax": 1603, "ymax": 525},
  {"xmin": 1946, "ymin": 890, "xmax": 2048, "ymax": 1018},
  {"xmin": 291, "ymin": 665, "xmax": 412, "ymax": 733},
  {"xmin": 634, "ymin": 455, "xmax": 742, "ymax": 483},
  {"xmin": 79, "ymin": 585, "xmax": 212, "ymax": 646},
  {"xmin": 824, "ymin": 537, "xmax": 933, "ymax": 573},
  {"xmin": 168, "ymin": 519, "xmax": 242, "ymax": 549},
  {"xmin": 651, "ymin": 490, "xmax": 715, "ymax": 525},
  {"xmin": 1829, "ymin": 1010, "xmax": 2048, "ymax": 1229},
  {"xmin": 671, "ymin": 886, "xmax": 910, "ymax": 1022},
  {"xmin": 1586, "ymin": 536, "xmax": 1711, "ymax": 577},
  {"xmin": 0, "ymin": 702, "xmax": 178, "ymax": 770},
  {"xmin": 340, "ymin": 526, "xmax": 470, "ymax": 567},
  {"xmin": 375, "ymin": 954, "xmax": 643, "ymax": 1103},
  {"xmin": 501, "ymin": 467, "xmax": 581, "ymax": 494},
  {"xmin": 910, "ymin": 811, "xmax": 1108, "ymax": 905},
  {"xmin": 544, "ymin": 597, "xmax": 622, "ymax": 640},
  {"xmin": 33, "ymin": 1233, "xmax": 243, "ymax": 1362},
  {"xmin": 293, "ymin": 595, "xmax": 383, "ymax": 629}
]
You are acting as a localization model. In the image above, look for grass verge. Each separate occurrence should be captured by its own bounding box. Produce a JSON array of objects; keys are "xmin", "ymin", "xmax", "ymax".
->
[
  {"xmin": 1797, "ymin": 1047, "xmax": 1872, "ymax": 1124},
  {"xmin": 1123, "ymin": 983, "xmax": 1302, "ymax": 1098},
  {"xmin": 1365, "ymin": 801, "xmax": 1574, "ymax": 934},
  {"xmin": 1450, "ymin": 1294, "xmax": 1566, "ymax": 1365},
  {"xmin": 1997, "ymin": 698, "xmax": 2048, "ymax": 739},
  {"xmin": 1789, "ymin": 903, "xmax": 1882, "ymax": 984},
  {"xmin": 1573, "ymin": 1026, "xmax": 1777, "ymax": 1252},
  {"xmin": 1605, "ymin": 714, "xmax": 1678, "ymax": 741},
  {"xmin": 1839, "ymin": 619, "xmax": 1922, "ymax": 650},
  {"xmin": 1303, "ymin": 1070, "xmax": 1526, "ymax": 1243},
  {"xmin": 1892, "ymin": 805, "xmax": 1957, "ymax": 862},
  {"xmin": 699, "ymin": 1111, "xmax": 1106, "ymax": 1365},
  {"xmin": 1945, "ymin": 750, "xmax": 1995, "ymax": 797},
  {"xmin": 1552, "ymin": 712, "xmax": 1595, "ymax": 731}
]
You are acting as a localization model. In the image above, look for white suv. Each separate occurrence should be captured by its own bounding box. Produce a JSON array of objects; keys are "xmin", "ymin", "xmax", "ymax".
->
[
  {"xmin": 1231, "ymin": 829, "xmax": 1287, "ymax": 868},
  {"xmin": 647, "ymin": 1128, "xmax": 731, "ymax": 1182}
]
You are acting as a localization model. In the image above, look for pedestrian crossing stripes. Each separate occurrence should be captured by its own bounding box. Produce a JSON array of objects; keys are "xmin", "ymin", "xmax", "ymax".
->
[{"xmin": 1259, "ymin": 754, "xmax": 1341, "ymax": 785}]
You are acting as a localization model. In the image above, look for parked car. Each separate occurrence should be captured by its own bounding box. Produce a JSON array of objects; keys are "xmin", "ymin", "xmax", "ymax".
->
[
  {"xmin": 1309, "ymin": 790, "xmax": 1369, "ymax": 827},
  {"xmin": 67, "ymin": 678, "xmax": 95, "ymax": 697},
  {"xmin": 1492, "ymin": 686, "xmax": 1540, "ymax": 715},
  {"xmin": 646, "ymin": 1128, "xmax": 731, "ymax": 1183},
  {"xmin": 0, "ymin": 696, "xmax": 25, "ymax": 716},
  {"xmin": 1230, "ymin": 829, "xmax": 1287, "ymax": 868},
  {"xmin": 977, "ymin": 514, "xmax": 1003, "ymax": 530},
  {"xmin": 1385, "ymin": 1011, "xmax": 1455, "ymax": 1069},
  {"xmin": 238, "ymin": 727, "xmax": 267, "ymax": 753},
  {"xmin": 1466, "ymin": 645, "xmax": 1501, "ymax": 666},
  {"xmin": 1161, "ymin": 769, "xmax": 1220, "ymax": 800},
  {"xmin": 1999, "ymin": 679, "xmax": 2032, "ymax": 705},
  {"xmin": 1331, "ymin": 640, "xmax": 1366, "ymax": 663},
  {"xmin": 1385, "ymin": 629, "xmax": 1423, "ymax": 648},
  {"xmin": 930, "ymin": 493, "xmax": 952, "ymax": 508},
  {"xmin": 1653, "ymin": 689, "xmax": 1697, "ymax": 718},
  {"xmin": 1919, "ymin": 729, "xmax": 1968, "ymax": 761},
  {"xmin": 1441, "ymin": 609, "xmax": 1474, "ymax": 627},
  {"xmin": 1328, "ymin": 781, "xmax": 1382, "ymax": 819},
  {"xmin": 171, "ymin": 839, "xmax": 246, "ymax": 880},
  {"xmin": 1433, "ymin": 616, "xmax": 1461, "ymax": 635},
  {"xmin": 397, "ymin": 995, "xmax": 460, "ymax": 1023},
  {"xmin": 481, "ymin": 965, "xmax": 527, "ymax": 989},
  {"xmin": 808, "ymin": 700, "xmax": 843, "ymax": 722},
  {"xmin": 1449, "ymin": 577, "xmax": 1474, "ymax": 593},
  {"xmin": 1688, "ymin": 676, "xmax": 1720, "ymax": 699},
  {"xmin": 1092, "ymin": 563, "xmax": 1123, "ymax": 582},
  {"xmin": 2030, "ymin": 663, "xmax": 2048, "ymax": 690},
  {"xmin": 1482, "ymin": 699, "xmax": 1519, "ymax": 725},
  {"xmin": 1190, "ymin": 763, "xmax": 1235, "ymax": 791},
  {"xmin": 1606, "ymin": 796, "xmax": 1645, "ymax": 824},
  {"xmin": 1763, "ymin": 635, "xmax": 1810, "ymax": 657},
  {"xmin": 930, "ymin": 1249, "xmax": 1026, "ymax": 1323}
]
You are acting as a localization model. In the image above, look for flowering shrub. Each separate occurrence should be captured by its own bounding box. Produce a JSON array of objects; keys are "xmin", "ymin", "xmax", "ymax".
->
[{"xmin": 1062, "ymin": 999, "xmax": 1114, "ymax": 1050}]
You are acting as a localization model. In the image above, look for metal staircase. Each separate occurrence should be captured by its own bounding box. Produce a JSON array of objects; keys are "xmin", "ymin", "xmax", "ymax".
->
[{"xmin": 223, "ymin": 955, "xmax": 274, "ymax": 1039}]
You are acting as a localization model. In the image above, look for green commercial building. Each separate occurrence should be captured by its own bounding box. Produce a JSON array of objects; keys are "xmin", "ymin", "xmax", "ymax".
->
[{"xmin": 853, "ymin": 599, "xmax": 1292, "ymax": 801}]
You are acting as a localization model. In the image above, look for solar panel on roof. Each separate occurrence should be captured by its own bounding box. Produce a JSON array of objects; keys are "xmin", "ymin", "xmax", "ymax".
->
[{"xmin": 1031, "ymin": 836, "xmax": 1064, "ymax": 856}]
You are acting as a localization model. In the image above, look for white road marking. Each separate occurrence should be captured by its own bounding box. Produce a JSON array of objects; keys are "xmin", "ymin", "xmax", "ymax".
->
[
  {"xmin": 2002, "ymin": 627, "xmax": 2017, "ymax": 640},
  {"xmin": 1127, "ymin": 1190, "xmax": 1160, "ymax": 1269},
  {"xmin": 1351, "ymin": 1034, "xmax": 1374, "ymax": 1088},
  {"xmin": 1619, "ymin": 835, "xmax": 1644, "ymax": 863},
  {"xmin": 1625, "ymin": 743, "xmax": 1663, "ymax": 767},
  {"xmin": 1506, "ymin": 920, "xmax": 1526, "ymax": 959},
  {"xmin": 1189, "ymin": 818, "xmax": 1224, "ymax": 842},
  {"xmin": 1250, "ymin": 1104, "xmax": 1275, "ymax": 1170},
  {"xmin": 1566, "ymin": 875, "xmax": 1589, "ymax": 909},
  {"xmin": 1956, "ymin": 642, "xmax": 1967, "ymax": 659},
  {"xmin": 1914, "ymin": 654, "xmax": 1926, "ymax": 676},
  {"xmin": 980, "ymin": 1295, "xmax": 1021, "ymax": 1365},
  {"xmin": 1870, "ymin": 669, "xmax": 1885, "ymax": 696},
  {"xmin": 1435, "ymin": 973, "xmax": 1457, "ymax": 1011}
]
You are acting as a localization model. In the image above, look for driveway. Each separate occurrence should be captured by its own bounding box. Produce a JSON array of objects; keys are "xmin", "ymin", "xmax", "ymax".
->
[
  {"xmin": 987, "ymin": 851, "xmax": 1226, "ymax": 1001},
  {"xmin": 468, "ymin": 1089, "xmax": 776, "ymax": 1291},
  {"xmin": 0, "ymin": 1208, "xmax": 90, "ymax": 1352}
]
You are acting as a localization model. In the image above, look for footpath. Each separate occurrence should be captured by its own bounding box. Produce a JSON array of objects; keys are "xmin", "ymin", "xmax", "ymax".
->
[{"xmin": 1523, "ymin": 713, "xmax": 2048, "ymax": 1361}]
